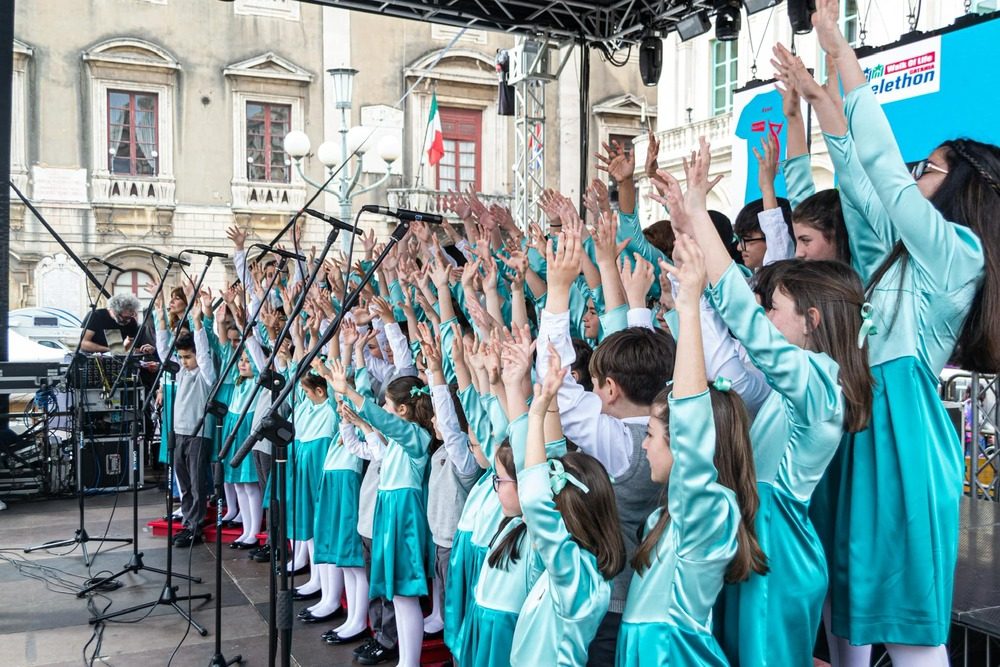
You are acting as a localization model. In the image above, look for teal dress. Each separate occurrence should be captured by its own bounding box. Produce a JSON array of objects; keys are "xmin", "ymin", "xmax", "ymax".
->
[
  {"xmin": 358, "ymin": 396, "xmax": 433, "ymax": 600},
  {"xmin": 617, "ymin": 391, "xmax": 739, "ymax": 667},
  {"xmin": 314, "ymin": 426, "xmax": 364, "ymax": 567},
  {"xmin": 459, "ymin": 413, "xmax": 566, "ymax": 667},
  {"xmin": 222, "ymin": 379, "xmax": 257, "ymax": 484},
  {"xmin": 444, "ymin": 385, "xmax": 506, "ymax": 658},
  {"xmin": 509, "ymin": 463, "xmax": 612, "ymax": 667},
  {"xmin": 708, "ymin": 261, "xmax": 846, "ymax": 667},
  {"xmin": 816, "ymin": 84, "xmax": 983, "ymax": 647},
  {"xmin": 287, "ymin": 397, "xmax": 335, "ymax": 540}
]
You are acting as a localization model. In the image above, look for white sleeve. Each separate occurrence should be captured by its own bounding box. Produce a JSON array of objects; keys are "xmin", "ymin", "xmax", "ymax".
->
[
  {"xmin": 245, "ymin": 334, "xmax": 267, "ymax": 374},
  {"xmin": 700, "ymin": 296, "xmax": 772, "ymax": 417},
  {"xmin": 361, "ymin": 348, "xmax": 391, "ymax": 385},
  {"xmin": 759, "ymin": 207, "xmax": 796, "ymax": 266},
  {"xmin": 455, "ymin": 239, "xmax": 475, "ymax": 262},
  {"xmin": 194, "ymin": 327, "xmax": 217, "ymax": 387},
  {"xmin": 626, "ymin": 308, "xmax": 654, "ymax": 330},
  {"xmin": 383, "ymin": 322, "xmax": 414, "ymax": 370},
  {"xmin": 156, "ymin": 328, "xmax": 172, "ymax": 364},
  {"xmin": 364, "ymin": 430, "xmax": 387, "ymax": 462},
  {"xmin": 430, "ymin": 378, "xmax": 480, "ymax": 477},
  {"xmin": 340, "ymin": 422, "xmax": 371, "ymax": 460},
  {"xmin": 534, "ymin": 309, "xmax": 578, "ymax": 385}
]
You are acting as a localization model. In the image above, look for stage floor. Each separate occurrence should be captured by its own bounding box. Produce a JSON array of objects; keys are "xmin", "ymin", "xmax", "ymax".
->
[{"xmin": 0, "ymin": 485, "xmax": 360, "ymax": 666}]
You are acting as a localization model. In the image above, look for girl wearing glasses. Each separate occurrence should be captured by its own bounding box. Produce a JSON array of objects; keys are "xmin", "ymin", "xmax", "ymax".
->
[{"xmin": 775, "ymin": 1, "xmax": 1000, "ymax": 663}]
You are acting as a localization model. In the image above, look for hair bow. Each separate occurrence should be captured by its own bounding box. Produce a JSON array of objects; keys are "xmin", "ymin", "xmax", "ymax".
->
[
  {"xmin": 712, "ymin": 376, "xmax": 732, "ymax": 392},
  {"xmin": 409, "ymin": 385, "xmax": 431, "ymax": 398},
  {"xmin": 548, "ymin": 459, "xmax": 590, "ymax": 496},
  {"xmin": 857, "ymin": 302, "xmax": 878, "ymax": 349}
]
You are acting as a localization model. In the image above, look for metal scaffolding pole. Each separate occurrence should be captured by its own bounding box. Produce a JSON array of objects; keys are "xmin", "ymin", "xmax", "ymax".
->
[{"xmin": 513, "ymin": 78, "xmax": 546, "ymax": 228}]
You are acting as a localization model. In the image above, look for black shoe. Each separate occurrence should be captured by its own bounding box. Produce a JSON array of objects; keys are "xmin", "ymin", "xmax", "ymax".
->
[
  {"xmin": 174, "ymin": 531, "xmax": 202, "ymax": 548},
  {"xmin": 299, "ymin": 607, "xmax": 345, "ymax": 623},
  {"xmin": 353, "ymin": 638, "xmax": 377, "ymax": 658},
  {"xmin": 229, "ymin": 540, "xmax": 257, "ymax": 550},
  {"xmin": 171, "ymin": 528, "xmax": 192, "ymax": 544},
  {"xmin": 291, "ymin": 588, "xmax": 322, "ymax": 601},
  {"xmin": 325, "ymin": 628, "xmax": 369, "ymax": 645},
  {"xmin": 357, "ymin": 642, "xmax": 398, "ymax": 665},
  {"xmin": 250, "ymin": 544, "xmax": 272, "ymax": 562}
]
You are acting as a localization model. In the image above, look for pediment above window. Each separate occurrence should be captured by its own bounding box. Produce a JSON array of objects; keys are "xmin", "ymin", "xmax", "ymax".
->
[
  {"xmin": 224, "ymin": 52, "xmax": 313, "ymax": 84},
  {"xmin": 83, "ymin": 38, "xmax": 180, "ymax": 73}
]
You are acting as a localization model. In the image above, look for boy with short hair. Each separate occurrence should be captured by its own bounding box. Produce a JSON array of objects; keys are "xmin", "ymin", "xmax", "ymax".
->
[{"xmin": 159, "ymin": 294, "xmax": 216, "ymax": 548}]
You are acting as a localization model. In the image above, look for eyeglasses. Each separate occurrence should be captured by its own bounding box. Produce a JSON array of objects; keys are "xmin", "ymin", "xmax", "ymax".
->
[
  {"xmin": 737, "ymin": 236, "xmax": 766, "ymax": 251},
  {"xmin": 491, "ymin": 474, "xmax": 516, "ymax": 492},
  {"xmin": 910, "ymin": 159, "xmax": 949, "ymax": 180}
]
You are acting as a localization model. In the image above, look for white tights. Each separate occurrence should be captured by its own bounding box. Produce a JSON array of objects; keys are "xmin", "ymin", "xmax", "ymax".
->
[
  {"xmin": 393, "ymin": 595, "xmax": 423, "ymax": 667},
  {"xmin": 221, "ymin": 482, "xmax": 241, "ymax": 521},
  {"xmin": 234, "ymin": 483, "xmax": 262, "ymax": 544},
  {"xmin": 307, "ymin": 564, "xmax": 344, "ymax": 616},
  {"xmin": 334, "ymin": 567, "xmax": 370, "ymax": 637},
  {"xmin": 823, "ymin": 598, "xmax": 949, "ymax": 667},
  {"xmin": 423, "ymin": 575, "xmax": 444, "ymax": 634}
]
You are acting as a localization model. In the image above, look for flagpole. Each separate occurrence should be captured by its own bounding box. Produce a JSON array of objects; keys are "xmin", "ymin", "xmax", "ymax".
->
[{"xmin": 412, "ymin": 89, "xmax": 438, "ymax": 191}]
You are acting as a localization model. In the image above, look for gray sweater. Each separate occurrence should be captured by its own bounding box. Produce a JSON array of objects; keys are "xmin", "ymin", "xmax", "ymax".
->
[{"xmin": 427, "ymin": 446, "xmax": 481, "ymax": 547}]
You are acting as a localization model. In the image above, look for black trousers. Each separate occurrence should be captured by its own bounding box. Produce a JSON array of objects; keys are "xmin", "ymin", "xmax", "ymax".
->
[
  {"xmin": 362, "ymin": 536, "xmax": 398, "ymax": 649},
  {"xmin": 586, "ymin": 610, "xmax": 623, "ymax": 667}
]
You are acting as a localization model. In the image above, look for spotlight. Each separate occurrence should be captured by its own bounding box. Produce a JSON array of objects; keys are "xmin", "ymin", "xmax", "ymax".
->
[
  {"xmin": 676, "ymin": 11, "xmax": 711, "ymax": 41},
  {"xmin": 715, "ymin": 1, "xmax": 742, "ymax": 41},
  {"xmin": 742, "ymin": 0, "xmax": 779, "ymax": 14},
  {"xmin": 787, "ymin": 0, "xmax": 817, "ymax": 34},
  {"xmin": 639, "ymin": 34, "xmax": 663, "ymax": 86}
]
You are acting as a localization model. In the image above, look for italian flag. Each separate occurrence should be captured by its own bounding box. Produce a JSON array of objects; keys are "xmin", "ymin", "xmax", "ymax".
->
[{"xmin": 425, "ymin": 93, "xmax": 445, "ymax": 167}]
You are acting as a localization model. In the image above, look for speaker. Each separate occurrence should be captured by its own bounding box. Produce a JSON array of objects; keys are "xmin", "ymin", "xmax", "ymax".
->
[
  {"xmin": 788, "ymin": 0, "xmax": 817, "ymax": 34},
  {"xmin": 639, "ymin": 36, "xmax": 662, "ymax": 86},
  {"xmin": 80, "ymin": 437, "xmax": 142, "ymax": 491}
]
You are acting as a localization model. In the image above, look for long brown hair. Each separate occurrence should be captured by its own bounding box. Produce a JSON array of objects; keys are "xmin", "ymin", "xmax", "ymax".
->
[
  {"xmin": 168, "ymin": 286, "xmax": 187, "ymax": 330},
  {"xmin": 867, "ymin": 139, "xmax": 1000, "ymax": 373},
  {"xmin": 487, "ymin": 442, "xmax": 528, "ymax": 570},
  {"xmin": 632, "ymin": 388, "xmax": 768, "ymax": 582},
  {"xmin": 384, "ymin": 376, "xmax": 438, "ymax": 452},
  {"xmin": 755, "ymin": 260, "xmax": 874, "ymax": 433},
  {"xmin": 550, "ymin": 452, "xmax": 625, "ymax": 581}
]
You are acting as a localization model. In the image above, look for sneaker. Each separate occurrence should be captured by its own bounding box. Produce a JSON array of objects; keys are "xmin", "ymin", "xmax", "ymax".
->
[
  {"xmin": 174, "ymin": 531, "xmax": 202, "ymax": 548},
  {"xmin": 353, "ymin": 638, "xmax": 377, "ymax": 658},
  {"xmin": 357, "ymin": 642, "xmax": 398, "ymax": 665}
]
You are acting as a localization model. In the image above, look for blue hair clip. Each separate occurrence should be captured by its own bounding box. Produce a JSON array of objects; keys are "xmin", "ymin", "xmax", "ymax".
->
[
  {"xmin": 409, "ymin": 385, "xmax": 431, "ymax": 398},
  {"xmin": 548, "ymin": 459, "xmax": 590, "ymax": 496},
  {"xmin": 858, "ymin": 302, "xmax": 878, "ymax": 349},
  {"xmin": 712, "ymin": 376, "xmax": 732, "ymax": 392}
]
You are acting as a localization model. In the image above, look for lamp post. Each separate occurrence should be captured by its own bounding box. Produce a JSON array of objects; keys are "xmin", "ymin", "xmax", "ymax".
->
[{"xmin": 283, "ymin": 67, "xmax": 402, "ymax": 252}]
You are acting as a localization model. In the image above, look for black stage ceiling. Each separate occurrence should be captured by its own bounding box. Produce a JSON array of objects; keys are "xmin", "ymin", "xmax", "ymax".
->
[{"xmin": 297, "ymin": 0, "xmax": 717, "ymax": 49}]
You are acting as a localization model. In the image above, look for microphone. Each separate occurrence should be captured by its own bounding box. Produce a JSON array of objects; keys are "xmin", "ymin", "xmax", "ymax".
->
[
  {"xmin": 151, "ymin": 250, "xmax": 191, "ymax": 267},
  {"xmin": 361, "ymin": 205, "xmax": 444, "ymax": 225},
  {"xmin": 251, "ymin": 243, "xmax": 306, "ymax": 262},
  {"xmin": 303, "ymin": 208, "xmax": 362, "ymax": 236},
  {"xmin": 91, "ymin": 257, "xmax": 124, "ymax": 272},
  {"xmin": 183, "ymin": 249, "xmax": 228, "ymax": 259}
]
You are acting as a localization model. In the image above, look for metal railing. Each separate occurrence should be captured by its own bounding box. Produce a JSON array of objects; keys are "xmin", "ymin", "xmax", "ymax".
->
[{"xmin": 386, "ymin": 188, "xmax": 514, "ymax": 220}]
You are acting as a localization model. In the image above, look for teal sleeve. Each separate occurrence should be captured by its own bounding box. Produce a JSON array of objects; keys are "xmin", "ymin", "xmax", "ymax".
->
[
  {"xmin": 708, "ymin": 261, "xmax": 841, "ymax": 424},
  {"xmin": 481, "ymin": 393, "xmax": 510, "ymax": 460},
  {"xmin": 359, "ymin": 396, "xmax": 431, "ymax": 460},
  {"xmin": 667, "ymin": 391, "xmax": 739, "ymax": 559},
  {"xmin": 844, "ymin": 84, "xmax": 984, "ymax": 288},
  {"xmin": 618, "ymin": 210, "xmax": 666, "ymax": 300},
  {"xmin": 782, "ymin": 154, "xmax": 817, "ymax": 210},
  {"xmin": 507, "ymin": 413, "xmax": 567, "ymax": 472},
  {"xmin": 568, "ymin": 280, "xmax": 588, "ymax": 340},
  {"xmin": 388, "ymin": 279, "xmax": 407, "ymax": 323},
  {"xmin": 458, "ymin": 385, "xmax": 491, "ymax": 456},
  {"xmin": 439, "ymin": 316, "xmax": 459, "ymax": 385},
  {"xmin": 354, "ymin": 366, "xmax": 377, "ymax": 402},
  {"xmin": 598, "ymin": 304, "xmax": 628, "ymax": 339},
  {"xmin": 527, "ymin": 246, "xmax": 546, "ymax": 280},
  {"xmin": 589, "ymin": 285, "xmax": 606, "ymax": 316}
]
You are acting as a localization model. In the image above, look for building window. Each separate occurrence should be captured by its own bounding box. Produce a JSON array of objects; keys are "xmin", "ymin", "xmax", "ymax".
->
[
  {"xmin": 712, "ymin": 40, "xmax": 739, "ymax": 116},
  {"xmin": 246, "ymin": 102, "xmax": 291, "ymax": 183},
  {"xmin": 114, "ymin": 269, "xmax": 154, "ymax": 305},
  {"xmin": 108, "ymin": 91, "xmax": 159, "ymax": 176},
  {"xmin": 437, "ymin": 107, "xmax": 482, "ymax": 192},
  {"xmin": 971, "ymin": 0, "xmax": 998, "ymax": 12}
]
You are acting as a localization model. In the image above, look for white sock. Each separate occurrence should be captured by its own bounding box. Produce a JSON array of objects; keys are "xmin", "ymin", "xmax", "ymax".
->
[
  {"xmin": 237, "ymin": 484, "xmax": 263, "ymax": 543},
  {"xmin": 823, "ymin": 597, "xmax": 871, "ymax": 667},
  {"xmin": 393, "ymin": 595, "xmax": 424, "ymax": 667},
  {"xmin": 884, "ymin": 644, "xmax": 949, "ymax": 667},
  {"xmin": 423, "ymin": 575, "xmax": 444, "ymax": 634},
  {"xmin": 308, "ymin": 565, "xmax": 344, "ymax": 617},
  {"xmin": 334, "ymin": 568, "xmax": 369, "ymax": 637},
  {"xmin": 221, "ymin": 483, "xmax": 240, "ymax": 521}
]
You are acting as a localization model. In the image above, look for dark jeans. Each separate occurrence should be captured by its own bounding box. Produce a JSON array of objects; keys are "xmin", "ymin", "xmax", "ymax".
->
[
  {"xmin": 252, "ymin": 450, "xmax": 273, "ymax": 545},
  {"xmin": 362, "ymin": 536, "xmax": 398, "ymax": 649},
  {"xmin": 173, "ymin": 434, "xmax": 209, "ymax": 534},
  {"xmin": 586, "ymin": 610, "xmax": 623, "ymax": 667}
]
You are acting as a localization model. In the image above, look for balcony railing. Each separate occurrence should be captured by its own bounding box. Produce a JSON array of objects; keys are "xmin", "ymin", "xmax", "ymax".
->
[{"xmin": 386, "ymin": 188, "xmax": 514, "ymax": 219}]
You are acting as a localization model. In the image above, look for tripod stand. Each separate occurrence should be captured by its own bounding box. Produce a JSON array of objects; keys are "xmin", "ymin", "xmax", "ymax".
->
[
  {"xmin": 24, "ymin": 265, "xmax": 132, "ymax": 565},
  {"xmin": 77, "ymin": 361, "xmax": 200, "ymax": 598},
  {"xmin": 89, "ymin": 253, "xmax": 218, "ymax": 631}
]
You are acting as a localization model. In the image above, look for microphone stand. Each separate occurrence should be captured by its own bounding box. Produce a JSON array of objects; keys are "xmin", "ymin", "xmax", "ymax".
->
[
  {"xmin": 23, "ymin": 263, "xmax": 133, "ymax": 563},
  {"xmin": 89, "ymin": 253, "xmax": 217, "ymax": 631},
  {"xmin": 76, "ymin": 256, "xmax": 199, "ymax": 597}
]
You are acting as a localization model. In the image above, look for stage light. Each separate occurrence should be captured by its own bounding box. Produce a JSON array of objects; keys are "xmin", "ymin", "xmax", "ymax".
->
[
  {"xmin": 639, "ymin": 34, "xmax": 663, "ymax": 86},
  {"xmin": 715, "ymin": 1, "xmax": 742, "ymax": 40},
  {"xmin": 743, "ymin": 0, "xmax": 779, "ymax": 14},
  {"xmin": 788, "ymin": 0, "xmax": 817, "ymax": 34},
  {"xmin": 676, "ymin": 11, "xmax": 711, "ymax": 41}
]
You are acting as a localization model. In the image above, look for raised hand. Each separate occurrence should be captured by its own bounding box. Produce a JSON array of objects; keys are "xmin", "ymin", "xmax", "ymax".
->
[
  {"xmin": 415, "ymin": 322, "xmax": 443, "ymax": 374},
  {"xmin": 328, "ymin": 358, "xmax": 350, "ymax": 395},
  {"xmin": 813, "ymin": 0, "xmax": 849, "ymax": 58},
  {"xmin": 592, "ymin": 210, "xmax": 630, "ymax": 265},
  {"xmin": 341, "ymin": 318, "xmax": 360, "ymax": 348},
  {"xmin": 500, "ymin": 324, "xmax": 535, "ymax": 387},
  {"xmin": 620, "ymin": 253, "xmax": 655, "ymax": 308},
  {"xmin": 226, "ymin": 225, "xmax": 247, "ymax": 250},
  {"xmin": 595, "ymin": 139, "xmax": 636, "ymax": 184},
  {"xmin": 644, "ymin": 129, "xmax": 661, "ymax": 179},
  {"xmin": 369, "ymin": 295, "xmax": 395, "ymax": 323},
  {"xmin": 545, "ymin": 225, "xmax": 583, "ymax": 293},
  {"xmin": 361, "ymin": 229, "xmax": 377, "ymax": 257},
  {"xmin": 532, "ymin": 344, "xmax": 567, "ymax": 411},
  {"xmin": 753, "ymin": 132, "xmax": 780, "ymax": 208},
  {"xmin": 649, "ymin": 168, "xmax": 691, "ymax": 236}
]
